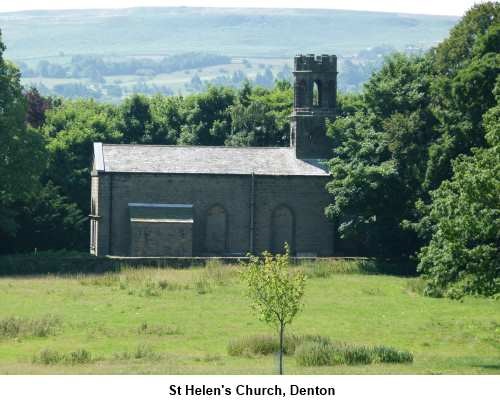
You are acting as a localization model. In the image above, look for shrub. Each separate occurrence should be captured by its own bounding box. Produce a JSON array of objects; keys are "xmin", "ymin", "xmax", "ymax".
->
[
  {"xmin": 32, "ymin": 348, "xmax": 93, "ymax": 365},
  {"xmin": 372, "ymin": 346, "xmax": 413, "ymax": 363},
  {"xmin": 295, "ymin": 341, "xmax": 333, "ymax": 366},
  {"xmin": 134, "ymin": 343, "xmax": 159, "ymax": 359},
  {"xmin": 228, "ymin": 335, "xmax": 295, "ymax": 356},
  {"xmin": 113, "ymin": 344, "xmax": 162, "ymax": 361},
  {"xmin": 0, "ymin": 315, "xmax": 61, "ymax": 338},
  {"xmin": 340, "ymin": 345, "xmax": 373, "ymax": 365},
  {"xmin": 227, "ymin": 334, "xmax": 329, "ymax": 357},
  {"xmin": 295, "ymin": 341, "xmax": 413, "ymax": 367},
  {"xmin": 33, "ymin": 349, "xmax": 63, "ymax": 365},
  {"xmin": 0, "ymin": 317, "xmax": 22, "ymax": 338},
  {"xmin": 65, "ymin": 349, "xmax": 92, "ymax": 365}
]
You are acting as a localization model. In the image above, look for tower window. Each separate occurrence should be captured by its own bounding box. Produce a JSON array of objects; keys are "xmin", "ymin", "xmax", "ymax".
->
[{"xmin": 313, "ymin": 80, "xmax": 322, "ymax": 107}]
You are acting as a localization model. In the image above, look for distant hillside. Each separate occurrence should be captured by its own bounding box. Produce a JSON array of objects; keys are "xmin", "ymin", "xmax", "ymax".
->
[{"xmin": 0, "ymin": 7, "xmax": 457, "ymax": 60}]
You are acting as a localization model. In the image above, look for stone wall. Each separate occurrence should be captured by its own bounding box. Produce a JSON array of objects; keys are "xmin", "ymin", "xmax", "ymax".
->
[
  {"xmin": 130, "ymin": 221, "xmax": 192, "ymax": 257},
  {"xmin": 94, "ymin": 172, "xmax": 334, "ymax": 257},
  {"xmin": 253, "ymin": 175, "xmax": 334, "ymax": 256}
]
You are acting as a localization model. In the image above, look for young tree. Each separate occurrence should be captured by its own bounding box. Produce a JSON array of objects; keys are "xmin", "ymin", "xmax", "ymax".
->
[{"xmin": 241, "ymin": 245, "xmax": 306, "ymax": 374}]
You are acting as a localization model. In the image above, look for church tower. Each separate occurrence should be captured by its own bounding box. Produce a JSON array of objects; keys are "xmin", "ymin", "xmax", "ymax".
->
[{"xmin": 291, "ymin": 54, "xmax": 337, "ymax": 159}]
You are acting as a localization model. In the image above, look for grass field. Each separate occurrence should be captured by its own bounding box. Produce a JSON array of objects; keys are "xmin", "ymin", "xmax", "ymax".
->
[{"xmin": 0, "ymin": 261, "xmax": 498, "ymax": 374}]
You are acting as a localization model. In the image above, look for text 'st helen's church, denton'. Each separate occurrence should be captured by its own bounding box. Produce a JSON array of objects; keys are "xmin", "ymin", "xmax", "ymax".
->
[{"xmin": 90, "ymin": 54, "xmax": 337, "ymax": 257}]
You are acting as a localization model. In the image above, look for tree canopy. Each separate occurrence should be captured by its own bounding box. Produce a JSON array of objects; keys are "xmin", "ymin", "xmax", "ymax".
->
[{"xmin": 0, "ymin": 30, "xmax": 45, "ymax": 239}]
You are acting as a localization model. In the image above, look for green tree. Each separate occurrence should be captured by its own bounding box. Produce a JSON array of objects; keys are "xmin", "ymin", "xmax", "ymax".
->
[
  {"xmin": 430, "ymin": 2, "xmax": 500, "ymax": 76},
  {"xmin": 2, "ymin": 182, "xmax": 86, "ymax": 253},
  {"xmin": 42, "ymin": 99, "xmax": 122, "ymax": 247},
  {"xmin": 148, "ymin": 94, "xmax": 184, "ymax": 144},
  {"xmin": 241, "ymin": 246, "xmax": 306, "ymax": 374},
  {"xmin": 178, "ymin": 86, "xmax": 234, "ymax": 145},
  {"xmin": 0, "ymin": 30, "xmax": 45, "ymax": 237},
  {"xmin": 121, "ymin": 94, "xmax": 153, "ymax": 143},
  {"xmin": 326, "ymin": 3, "xmax": 500, "ymax": 259},
  {"xmin": 326, "ymin": 54, "xmax": 435, "ymax": 256},
  {"xmin": 425, "ymin": 4, "xmax": 500, "ymax": 189},
  {"xmin": 226, "ymin": 81, "xmax": 292, "ymax": 146},
  {"xmin": 416, "ymin": 80, "xmax": 500, "ymax": 298}
]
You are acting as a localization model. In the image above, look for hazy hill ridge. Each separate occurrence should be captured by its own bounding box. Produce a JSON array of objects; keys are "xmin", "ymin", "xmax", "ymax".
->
[{"xmin": 0, "ymin": 7, "xmax": 458, "ymax": 60}]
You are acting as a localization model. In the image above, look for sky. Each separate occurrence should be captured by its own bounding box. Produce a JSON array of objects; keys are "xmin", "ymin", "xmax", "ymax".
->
[{"xmin": 0, "ymin": 0, "xmax": 490, "ymax": 16}]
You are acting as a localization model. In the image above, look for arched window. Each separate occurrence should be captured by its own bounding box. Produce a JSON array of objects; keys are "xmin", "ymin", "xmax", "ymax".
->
[
  {"xmin": 271, "ymin": 205, "xmax": 295, "ymax": 254},
  {"xmin": 205, "ymin": 204, "xmax": 227, "ymax": 254},
  {"xmin": 313, "ymin": 80, "xmax": 322, "ymax": 107}
]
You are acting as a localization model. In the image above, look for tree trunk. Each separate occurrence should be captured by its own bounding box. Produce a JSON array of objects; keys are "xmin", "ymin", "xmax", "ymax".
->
[{"xmin": 279, "ymin": 322, "xmax": 284, "ymax": 375}]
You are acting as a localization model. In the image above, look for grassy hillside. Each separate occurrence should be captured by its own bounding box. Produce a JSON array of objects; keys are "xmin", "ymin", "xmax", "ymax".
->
[
  {"xmin": 0, "ymin": 262, "xmax": 498, "ymax": 374},
  {"xmin": 0, "ymin": 7, "xmax": 457, "ymax": 60}
]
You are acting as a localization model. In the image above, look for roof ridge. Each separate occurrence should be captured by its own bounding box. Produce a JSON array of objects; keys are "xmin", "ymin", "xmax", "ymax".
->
[{"xmin": 100, "ymin": 143, "xmax": 292, "ymax": 150}]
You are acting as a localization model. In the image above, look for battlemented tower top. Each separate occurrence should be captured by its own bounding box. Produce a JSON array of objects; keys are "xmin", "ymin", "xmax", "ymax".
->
[{"xmin": 294, "ymin": 54, "xmax": 337, "ymax": 72}]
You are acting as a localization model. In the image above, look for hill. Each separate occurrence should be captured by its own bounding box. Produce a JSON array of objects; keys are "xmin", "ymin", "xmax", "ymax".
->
[{"xmin": 0, "ymin": 7, "xmax": 457, "ymax": 60}]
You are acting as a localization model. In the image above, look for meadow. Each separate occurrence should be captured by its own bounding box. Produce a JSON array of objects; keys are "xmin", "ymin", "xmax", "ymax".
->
[
  {"xmin": 20, "ymin": 57, "xmax": 290, "ymax": 101},
  {"xmin": 0, "ymin": 261, "xmax": 498, "ymax": 374}
]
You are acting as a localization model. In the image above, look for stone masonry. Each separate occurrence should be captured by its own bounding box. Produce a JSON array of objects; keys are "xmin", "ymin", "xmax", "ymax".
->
[{"xmin": 90, "ymin": 54, "xmax": 337, "ymax": 257}]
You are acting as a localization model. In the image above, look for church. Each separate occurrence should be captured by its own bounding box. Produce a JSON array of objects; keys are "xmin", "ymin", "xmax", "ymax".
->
[{"xmin": 90, "ymin": 54, "xmax": 337, "ymax": 257}]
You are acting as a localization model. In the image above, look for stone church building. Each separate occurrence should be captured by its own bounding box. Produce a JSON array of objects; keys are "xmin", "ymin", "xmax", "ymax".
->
[{"xmin": 90, "ymin": 54, "xmax": 337, "ymax": 257}]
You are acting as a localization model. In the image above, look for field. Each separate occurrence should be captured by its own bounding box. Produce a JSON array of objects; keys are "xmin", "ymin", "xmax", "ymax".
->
[
  {"xmin": 20, "ymin": 57, "xmax": 290, "ymax": 100},
  {"xmin": 0, "ymin": 261, "xmax": 498, "ymax": 374}
]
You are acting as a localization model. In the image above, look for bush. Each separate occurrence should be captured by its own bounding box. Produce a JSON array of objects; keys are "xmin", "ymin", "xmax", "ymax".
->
[
  {"xmin": 227, "ymin": 334, "xmax": 330, "ymax": 357},
  {"xmin": 372, "ymin": 346, "xmax": 414, "ymax": 363},
  {"xmin": 340, "ymin": 345, "xmax": 373, "ymax": 365},
  {"xmin": 228, "ymin": 335, "xmax": 297, "ymax": 357},
  {"xmin": 33, "ymin": 349, "xmax": 63, "ymax": 365},
  {"xmin": 113, "ymin": 344, "xmax": 162, "ymax": 361},
  {"xmin": 65, "ymin": 349, "xmax": 92, "ymax": 365},
  {"xmin": 295, "ymin": 341, "xmax": 413, "ymax": 367},
  {"xmin": 295, "ymin": 341, "xmax": 333, "ymax": 366},
  {"xmin": 32, "ymin": 348, "xmax": 92, "ymax": 365},
  {"xmin": 0, "ymin": 315, "xmax": 61, "ymax": 338}
]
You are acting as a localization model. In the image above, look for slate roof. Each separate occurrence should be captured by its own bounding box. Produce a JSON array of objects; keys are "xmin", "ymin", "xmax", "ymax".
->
[{"xmin": 94, "ymin": 143, "xmax": 330, "ymax": 176}]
